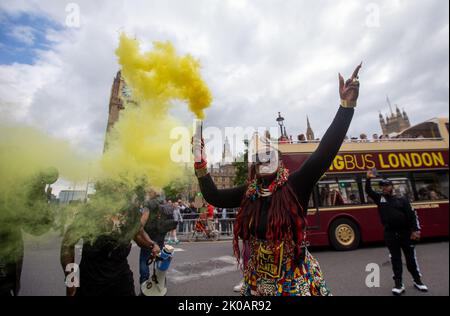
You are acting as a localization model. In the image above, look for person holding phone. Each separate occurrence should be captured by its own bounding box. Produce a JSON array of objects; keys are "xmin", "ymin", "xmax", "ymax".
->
[{"xmin": 366, "ymin": 170, "xmax": 428, "ymax": 295}]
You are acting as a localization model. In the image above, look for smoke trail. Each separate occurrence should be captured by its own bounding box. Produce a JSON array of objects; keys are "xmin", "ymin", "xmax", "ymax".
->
[
  {"xmin": 1, "ymin": 35, "xmax": 213, "ymax": 262},
  {"xmin": 116, "ymin": 33, "xmax": 212, "ymax": 119},
  {"xmin": 101, "ymin": 34, "xmax": 212, "ymax": 188},
  {"xmin": 0, "ymin": 125, "xmax": 90, "ymax": 261}
]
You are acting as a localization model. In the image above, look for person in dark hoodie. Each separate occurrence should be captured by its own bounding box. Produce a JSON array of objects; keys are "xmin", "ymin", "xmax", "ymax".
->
[
  {"xmin": 366, "ymin": 170, "xmax": 428, "ymax": 295},
  {"xmin": 139, "ymin": 192, "xmax": 177, "ymax": 284},
  {"xmin": 60, "ymin": 180, "xmax": 160, "ymax": 296}
]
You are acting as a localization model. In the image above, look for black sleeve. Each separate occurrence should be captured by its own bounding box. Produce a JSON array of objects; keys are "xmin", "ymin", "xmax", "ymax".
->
[
  {"xmin": 365, "ymin": 178, "xmax": 381, "ymax": 205},
  {"xmin": 403, "ymin": 198, "xmax": 421, "ymax": 232},
  {"xmin": 198, "ymin": 174, "xmax": 246, "ymax": 208},
  {"xmin": 125, "ymin": 208, "xmax": 142, "ymax": 241},
  {"xmin": 288, "ymin": 106, "xmax": 354, "ymax": 208},
  {"xmin": 145, "ymin": 211, "xmax": 177, "ymax": 235}
]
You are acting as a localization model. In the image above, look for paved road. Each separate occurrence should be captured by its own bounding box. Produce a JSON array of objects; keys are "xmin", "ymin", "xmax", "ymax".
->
[{"xmin": 19, "ymin": 232, "xmax": 448, "ymax": 296}]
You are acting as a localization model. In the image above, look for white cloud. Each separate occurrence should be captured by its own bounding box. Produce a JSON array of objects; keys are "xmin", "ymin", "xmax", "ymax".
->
[
  {"xmin": 0, "ymin": 62, "xmax": 60, "ymax": 121},
  {"xmin": 0, "ymin": 0, "xmax": 448, "ymax": 160}
]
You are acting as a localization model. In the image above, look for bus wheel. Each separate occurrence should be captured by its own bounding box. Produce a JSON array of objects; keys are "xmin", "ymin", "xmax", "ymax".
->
[{"xmin": 329, "ymin": 218, "xmax": 360, "ymax": 251}]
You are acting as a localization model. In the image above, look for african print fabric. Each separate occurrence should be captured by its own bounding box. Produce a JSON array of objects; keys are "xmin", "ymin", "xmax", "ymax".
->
[{"xmin": 241, "ymin": 238, "xmax": 331, "ymax": 296}]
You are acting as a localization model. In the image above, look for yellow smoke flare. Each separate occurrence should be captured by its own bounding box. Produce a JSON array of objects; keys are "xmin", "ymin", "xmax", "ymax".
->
[
  {"xmin": 101, "ymin": 34, "xmax": 212, "ymax": 188},
  {"xmin": 116, "ymin": 34, "xmax": 212, "ymax": 119}
]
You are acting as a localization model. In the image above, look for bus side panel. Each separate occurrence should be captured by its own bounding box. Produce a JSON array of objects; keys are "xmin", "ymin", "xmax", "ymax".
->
[
  {"xmin": 324, "ymin": 208, "xmax": 385, "ymax": 243},
  {"xmin": 305, "ymin": 231, "xmax": 329, "ymax": 246},
  {"xmin": 416, "ymin": 202, "xmax": 449, "ymax": 238},
  {"xmin": 306, "ymin": 203, "xmax": 449, "ymax": 248},
  {"xmin": 340, "ymin": 208, "xmax": 385, "ymax": 242},
  {"xmin": 306, "ymin": 207, "xmax": 385, "ymax": 246}
]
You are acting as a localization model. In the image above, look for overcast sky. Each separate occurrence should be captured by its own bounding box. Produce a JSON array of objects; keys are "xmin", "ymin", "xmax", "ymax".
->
[{"xmin": 0, "ymin": 0, "xmax": 448, "ymax": 159}]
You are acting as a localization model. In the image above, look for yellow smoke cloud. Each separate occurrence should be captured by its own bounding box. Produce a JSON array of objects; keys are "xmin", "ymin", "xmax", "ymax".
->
[
  {"xmin": 101, "ymin": 34, "xmax": 212, "ymax": 188},
  {"xmin": 116, "ymin": 34, "xmax": 212, "ymax": 119},
  {"xmin": 0, "ymin": 125, "xmax": 91, "ymax": 243},
  {"xmin": 0, "ymin": 35, "xmax": 213, "ymax": 255},
  {"xmin": 0, "ymin": 125, "xmax": 89, "ymax": 188}
]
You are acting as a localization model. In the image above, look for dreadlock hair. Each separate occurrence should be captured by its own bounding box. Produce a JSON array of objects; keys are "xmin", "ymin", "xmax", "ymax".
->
[{"xmin": 233, "ymin": 159, "xmax": 306, "ymax": 265}]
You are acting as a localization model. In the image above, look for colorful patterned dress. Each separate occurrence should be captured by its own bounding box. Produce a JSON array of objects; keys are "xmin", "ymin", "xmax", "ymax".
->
[
  {"xmin": 196, "ymin": 107, "xmax": 355, "ymax": 296},
  {"xmin": 241, "ymin": 238, "xmax": 331, "ymax": 296}
]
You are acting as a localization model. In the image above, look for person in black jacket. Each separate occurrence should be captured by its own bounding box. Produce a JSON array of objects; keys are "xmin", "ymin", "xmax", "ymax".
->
[
  {"xmin": 193, "ymin": 64, "xmax": 362, "ymax": 296},
  {"xmin": 366, "ymin": 170, "xmax": 429, "ymax": 295},
  {"xmin": 139, "ymin": 197, "xmax": 177, "ymax": 284},
  {"xmin": 60, "ymin": 181, "xmax": 160, "ymax": 296}
]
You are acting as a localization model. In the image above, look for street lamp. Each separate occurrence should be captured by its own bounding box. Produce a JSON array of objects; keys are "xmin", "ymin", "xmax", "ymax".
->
[{"xmin": 276, "ymin": 112, "xmax": 285, "ymax": 138}]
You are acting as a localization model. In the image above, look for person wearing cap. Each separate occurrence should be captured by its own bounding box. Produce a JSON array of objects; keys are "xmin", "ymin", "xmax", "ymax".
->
[
  {"xmin": 366, "ymin": 170, "xmax": 428, "ymax": 295},
  {"xmin": 193, "ymin": 64, "xmax": 362, "ymax": 296}
]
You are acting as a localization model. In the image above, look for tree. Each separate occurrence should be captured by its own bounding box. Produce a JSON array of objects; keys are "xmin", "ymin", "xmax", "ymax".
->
[
  {"xmin": 232, "ymin": 139, "xmax": 249, "ymax": 186},
  {"xmin": 163, "ymin": 178, "xmax": 188, "ymax": 201}
]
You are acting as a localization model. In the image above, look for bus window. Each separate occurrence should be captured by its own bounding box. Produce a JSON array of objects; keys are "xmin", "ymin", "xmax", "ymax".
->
[
  {"xmin": 318, "ymin": 177, "xmax": 361, "ymax": 207},
  {"xmin": 363, "ymin": 178, "xmax": 382, "ymax": 204},
  {"xmin": 391, "ymin": 178, "xmax": 414, "ymax": 201},
  {"xmin": 414, "ymin": 171, "xmax": 449, "ymax": 201},
  {"xmin": 363, "ymin": 176, "xmax": 414, "ymax": 203}
]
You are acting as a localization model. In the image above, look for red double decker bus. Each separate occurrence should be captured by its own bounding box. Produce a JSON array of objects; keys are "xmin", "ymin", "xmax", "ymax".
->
[{"xmin": 279, "ymin": 118, "xmax": 449, "ymax": 250}]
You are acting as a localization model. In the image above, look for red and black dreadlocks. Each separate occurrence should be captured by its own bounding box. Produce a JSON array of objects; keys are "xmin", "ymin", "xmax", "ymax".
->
[{"xmin": 233, "ymin": 163, "xmax": 306, "ymax": 264}]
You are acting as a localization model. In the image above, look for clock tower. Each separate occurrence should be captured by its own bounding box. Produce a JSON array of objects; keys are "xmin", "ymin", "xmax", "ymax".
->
[{"xmin": 103, "ymin": 71, "xmax": 136, "ymax": 152}]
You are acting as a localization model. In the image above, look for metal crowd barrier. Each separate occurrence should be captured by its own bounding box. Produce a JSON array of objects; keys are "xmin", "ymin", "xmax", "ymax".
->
[{"xmin": 172, "ymin": 218, "xmax": 236, "ymax": 241}]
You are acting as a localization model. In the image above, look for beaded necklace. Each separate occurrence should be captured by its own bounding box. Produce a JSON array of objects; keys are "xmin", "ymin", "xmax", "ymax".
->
[{"xmin": 246, "ymin": 164, "xmax": 289, "ymax": 200}]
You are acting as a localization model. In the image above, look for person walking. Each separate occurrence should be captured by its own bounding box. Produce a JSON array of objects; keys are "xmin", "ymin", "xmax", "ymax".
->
[{"xmin": 168, "ymin": 202, "xmax": 183, "ymax": 245}]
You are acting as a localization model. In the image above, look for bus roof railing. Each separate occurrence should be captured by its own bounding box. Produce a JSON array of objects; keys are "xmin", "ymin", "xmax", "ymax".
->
[{"xmin": 280, "ymin": 137, "xmax": 445, "ymax": 145}]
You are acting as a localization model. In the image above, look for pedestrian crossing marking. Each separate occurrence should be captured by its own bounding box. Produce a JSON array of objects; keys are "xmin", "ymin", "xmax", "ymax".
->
[{"xmin": 167, "ymin": 255, "xmax": 238, "ymax": 284}]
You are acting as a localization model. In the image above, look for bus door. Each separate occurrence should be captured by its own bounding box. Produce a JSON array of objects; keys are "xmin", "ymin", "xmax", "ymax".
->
[{"xmin": 306, "ymin": 187, "xmax": 321, "ymax": 231}]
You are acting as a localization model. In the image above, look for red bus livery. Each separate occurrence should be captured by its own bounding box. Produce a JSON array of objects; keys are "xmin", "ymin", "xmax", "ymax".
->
[{"xmin": 279, "ymin": 118, "xmax": 449, "ymax": 250}]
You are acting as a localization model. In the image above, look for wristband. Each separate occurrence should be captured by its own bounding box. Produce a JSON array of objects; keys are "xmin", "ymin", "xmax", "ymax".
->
[
  {"xmin": 195, "ymin": 167, "xmax": 209, "ymax": 178},
  {"xmin": 194, "ymin": 160, "xmax": 207, "ymax": 170},
  {"xmin": 340, "ymin": 100, "xmax": 357, "ymax": 108}
]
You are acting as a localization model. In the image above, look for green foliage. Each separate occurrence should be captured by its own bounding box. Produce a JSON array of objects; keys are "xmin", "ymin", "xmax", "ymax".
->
[
  {"xmin": 163, "ymin": 179, "xmax": 188, "ymax": 201},
  {"xmin": 233, "ymin": 140, "xmax": 249, "ymax": 186}
]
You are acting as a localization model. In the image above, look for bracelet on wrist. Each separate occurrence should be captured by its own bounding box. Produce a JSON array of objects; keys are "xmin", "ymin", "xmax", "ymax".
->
[
  {"xmin": 340, "ymin": 100, "xmax": 357, "ymax": 108},
  {"xmin": 195, "ymin": 167, "xmax": 209, "ymax": 178},
  {"xmin": 194, "ymin": 160, "xmax": 207, "ymax": 170}
]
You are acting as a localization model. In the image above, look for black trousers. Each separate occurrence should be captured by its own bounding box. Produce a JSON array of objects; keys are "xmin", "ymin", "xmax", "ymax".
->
[
  {"xmin": 0, "ymin": 261, "xmax": 19, "ymax": 296},
  {"xmin": 76, "ymin": 270, "xmax": 136, "ymax": 296},
  {"xmin": 384, "ymin": 231, "xmax": 422, "ymax": 283},
  {"xmin": 0, "ymin": 287, "xmax": 14, "ymax": 296}
]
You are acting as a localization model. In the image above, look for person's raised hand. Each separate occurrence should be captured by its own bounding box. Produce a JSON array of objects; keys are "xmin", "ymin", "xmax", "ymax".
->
[
  {"xmin": 339, "ymin": 63, "xmax": 362, "ymax": 105},
  {"xmin": 367, "ymin": 170, "xmax": 376, "ymax": 179},
  {"xmin": 411, "ymin": 231, "xmax": 421, "ymax": 241},
  {"xmin": 191, "ymin": 137, "xmax": 207, "ymax": 167}
]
